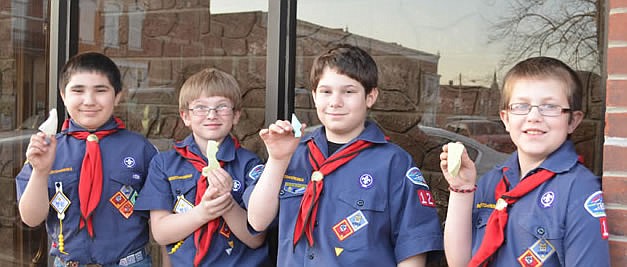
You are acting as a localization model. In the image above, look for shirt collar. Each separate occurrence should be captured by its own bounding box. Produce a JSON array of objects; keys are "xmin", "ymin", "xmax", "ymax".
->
[
  {"xmin": 302, "ymin": 120, "xmax": 387, "ymax": 156},
  {"xmin": 502, "ymin": 140, "xmax": 579, "ymax": 183},
  {"xmin": 64, "ymin": 117, "xmax": 118, "ymax": 133},
  {"xmin": 175, "ymin": 134, "xmax": 237, "ymax": 162}
]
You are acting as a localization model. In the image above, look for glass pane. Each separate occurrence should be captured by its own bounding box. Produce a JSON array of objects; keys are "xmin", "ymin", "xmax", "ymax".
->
[
  {"xmin": 0, "ymin": 0, "xmax": 50, "ymax": 265},
  {"xmin": 75, "ymin": 0, "xmax": 267, "ymax": 264},
  {"xmin": 295, "ymin": 0, "xmax": 603, "ymax": 249}
]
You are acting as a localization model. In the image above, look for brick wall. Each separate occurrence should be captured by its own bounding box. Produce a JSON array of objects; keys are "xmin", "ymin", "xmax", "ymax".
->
[{"xmin": 604, "ymin": 1, "xmax": 627, "ymax": 266}]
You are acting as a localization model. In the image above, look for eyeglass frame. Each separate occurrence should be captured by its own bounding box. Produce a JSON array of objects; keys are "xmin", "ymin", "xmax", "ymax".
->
[
  {"xmin": 187, "ymin": 104, "xmax": 234, "ymax": 116},
  {"xmin": 507, "ymin": 103, "xmax": 572, "ymax": 117}
]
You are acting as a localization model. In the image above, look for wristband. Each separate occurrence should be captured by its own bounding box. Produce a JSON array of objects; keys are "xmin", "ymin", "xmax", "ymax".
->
[{"xmin": 448, "ymin": 185, "xmax": 477, "ymax": 193}]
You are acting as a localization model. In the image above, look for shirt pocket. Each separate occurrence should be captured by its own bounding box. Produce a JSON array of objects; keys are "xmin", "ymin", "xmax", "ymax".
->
[
  {"xmin": 517, "ymin": 213, "xmax": 564, "ymax": 264},
  {"xmin": 48, "ymin": 171, "xmax": 80, "ymax": 216},
  {"xmin": 168, "ymin": 177, "xmax": 198, "ymax": 211},
  {"xmin": 331, "ymin": 190, "xmax": 387, "ymax": 252},
  {"xmin": 471, "ymin": 209, "xmax": 492, "ymax": 253}
]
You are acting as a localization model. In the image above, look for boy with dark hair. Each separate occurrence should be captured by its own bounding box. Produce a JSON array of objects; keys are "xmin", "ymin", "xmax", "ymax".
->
[
  {"xmin": 440, "ymin": 57, "xmax": 610, "ymax": 266},
  {"xmin": 248, "ymin": 44, "xmax": 443, "ymax": 266},
  {"xmin": 17, "ymin": 52, "xmax": 157, "ymax": 266}
]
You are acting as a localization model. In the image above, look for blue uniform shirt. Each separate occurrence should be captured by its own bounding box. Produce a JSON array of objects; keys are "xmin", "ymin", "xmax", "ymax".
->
[
  {"xmin": 246, "ymin": 121, "xmax": 443, "ymax": 267},
  {"xmin": 15, "ymin": 118, "xmax": 158, "ymax": 265},
  {"xmin": 471, "ymin": 140, "xmax": 610, "ymax": 266},
  {"xmin": 135, "ymin": 135, "xmax": 268, "ymax": 267}
]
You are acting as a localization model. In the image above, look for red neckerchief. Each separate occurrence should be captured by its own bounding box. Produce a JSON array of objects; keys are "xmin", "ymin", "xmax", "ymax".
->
[
  {"xmin": 293, "ymin": 139, "xmax": 373, "ymax": 247},
  {"xmin": 174, "ymin": 137, "xmax": 239, "ymax": 267},
  {"xmin": 63, "ymin": 118, "xmax": 125, "ymax": 238},
  {"xmin": 469, "ymin": 167, "xmax": 556, "ymax": 267}
]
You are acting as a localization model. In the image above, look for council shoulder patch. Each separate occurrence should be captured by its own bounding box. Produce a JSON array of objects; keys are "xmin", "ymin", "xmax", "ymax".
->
[
  {"xmin": 405, "ymin": 167, "xmax": 428, "ymax": 188},
  {"xmin": 248, "ymin": 164, "xmax": 264, "ymax": 180},
  {"xmin": 584, "ymin": 191, "xmax": 606, "ymax": 218}
]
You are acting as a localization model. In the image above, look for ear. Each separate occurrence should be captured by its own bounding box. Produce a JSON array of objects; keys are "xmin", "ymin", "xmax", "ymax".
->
[
  {"xmin": 567, "ymin": 110, "xmax": 584, "ymax": 134},
  {"xmin": 59, "ymin": 89, "xmax": 66, "ymax": 103},
  {"xmin": 500, "ymin": 109, "xmax": 510, "ymax": 133},
  {"xmin": 180, "ymin": 109, "xmax": 192, "ymax": 127},
  {"xmin": 311, "ymin": 90, "xmax": 318, "ymax": 107},
  {"xmin": 232, "ymin": 110, "xmax": 241, "ymax": 126},
  {"xmin": 114, "ymin": 91, "xmax": 123, "ymax": 106},
  {"xmin": 366, "ymin": 88, "xmax": 379, "ymax": 108}
]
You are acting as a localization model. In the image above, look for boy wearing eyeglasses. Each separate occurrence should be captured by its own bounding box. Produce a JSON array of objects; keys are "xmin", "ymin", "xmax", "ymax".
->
[
  {"xmin": 135, "ymin": 68, "xmax": 268, "ymax": 267},
  {"xmin": 440, "ymin": 57, "xmax": 610, "ymax": 266}
]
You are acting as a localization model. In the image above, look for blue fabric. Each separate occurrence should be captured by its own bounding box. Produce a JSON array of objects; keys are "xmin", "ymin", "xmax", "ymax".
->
[
  {"xmin": 16, "ymin": 118, "xmax": 158, "ymax": 265},
  {"xmin": 471, "ymin": 140, "xmax": 610, "ymax": 266},
  {"xmin": 135, "ymin": 135, "xmax": 268, "ymax": 267},
  {"xmin": 246, "ymin": 121, "xmax": 443, "ymax": 267}
]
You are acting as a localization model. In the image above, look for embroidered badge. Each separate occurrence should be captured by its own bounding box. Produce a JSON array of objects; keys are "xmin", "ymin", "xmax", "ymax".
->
[
  {"xmin": 123, "ymin": 157, "xmax": 136, "ymax": 168},
  {"xmin": 359, "ymin": 173, "xmax": 374, "ymax": 189},
  {"xmin": 132, "ymin": 173, "xmax": 141, "ymax": 180},
  {"xmin": 248, "ymin": 164, "xmax": 264, "ymax": 180},
  {"xmin": 332, "ymin": 219, "xmax": 354, "ymax": 241},
  {"xmin": 517, "ymin": 249, "xmax": 542, "ymax": 267},
  {"xmin": 173, "ymin": 195, "xmax": 194, "ymax": 214},
  {"xmin": 232, "ymin": 180, "xmax": 241, "ymax": 192},
  {"xmin": 584, "ymin": 191, "xmax": 606, "ymax": 218},
  {"xmin": 119, "ymin": 201, "xmax": 134, "ymax": 219},
  {"xmin": 529, "ymin": 238, "xmax": 555, "ymax": 262},
  {"xmin": 50, "ymin": 187, "xmax": 71, "ymax": 216},
  {"xmin": 405, "ymin": 167, "xmax": 428, "ymax": 188},
  {"xmin": 220, "ymin": 222, "xmax": 231, "ymax": 238},
  {"xmin": 539, "ymin": 191, "xmax": 555, "ymax": 208},
  {"xmin": 283, "ymin": 181, "xmax": 307, "ymax": 194},
  {"xmin": 129, "ymin": 191, "xmax": 138, "ymax": 205},
  {"xmin": 417, "ymin": 189, "xmax": 436, "ymax": 207},
  {"xmin": 110, "ymin": 191, "xmax": 127, "ymax": 209},
  {"xmin": 120, "ymin": 185, "xmax": 134, "ymax": 199},
  {"xmin": 347, "ymin": 210, "xmax": 369, "ymax": 232},
  {"xmin": 600, "ymin": 217, "xmax": 609, "ymax": 239}
]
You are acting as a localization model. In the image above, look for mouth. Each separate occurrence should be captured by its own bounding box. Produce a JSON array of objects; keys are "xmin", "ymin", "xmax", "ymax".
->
[{"xmin": 523, "ymin": 129, "xmax": 546, "ymax": 135}]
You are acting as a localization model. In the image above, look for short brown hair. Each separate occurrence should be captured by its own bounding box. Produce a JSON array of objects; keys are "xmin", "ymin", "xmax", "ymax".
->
[
  {"xmin": 178, "ymin": 68, "xmax": 242, "ymax": 111},
  {"xmin": 309, "ymin": 44, "xmax": 378, "ymax": 95},
  {"xmin": 59, "ymin": 52, "xmax": 122, "ymax": 95},
  {"xmin": 501, "ymin": 57, "xmax": 583, "ymax": 112}
]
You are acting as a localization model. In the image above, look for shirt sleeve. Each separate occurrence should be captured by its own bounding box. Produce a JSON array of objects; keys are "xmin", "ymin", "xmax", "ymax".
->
[
  {"xmin": 135, "ymin": 154, "xmax": 174, "ymax": 211},
  {"xmin": 563, "ymin": 170, "xmax": 610, "ymax": 266},
  {"xmin": 388, "ymin": 151, "xmax": 444, "ymax": 262}
]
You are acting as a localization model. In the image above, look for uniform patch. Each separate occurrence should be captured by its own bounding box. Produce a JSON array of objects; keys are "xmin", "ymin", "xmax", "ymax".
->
[
  {"xmin": 248, "ymin": 164, "xmax": 264, "ymax": 180},
  {"xmin": 120, "ymin": 185, "xmax": 134, "ymax": 198},
  {"xmin": 584, "ymin": 191, "xmax": 606, "ymax": 218},
  {"xmin": 123, "ymin": 157, "xmax": 136, "ymax": 168},
  {"xmin": 283, "ymin": 182, "xmax": 306, "ymax": 194},
  {"xmin": 232, "ymin": 180, "xmax": 241, "ymax": 192},
  {"xmin": 110, "ymin": 191, "xmax": 127, "ymax": 209},
  {"xmin": 332, "ymin": 219, "xmax": 354, "ymax": 241},
  {"xmin": 173, "ymin": 195, "xmax": 194, "ymax": 214},
  {"xmin": 417, "ymin": 189, "xmax": 436, "ymax": 207},
  {"xmin": 347, "ymin": 210, "xmax": 368, "ymax": 232},
  {"xmin": 539, "ymin": 191, "xmax": 555, "ymax": 208},
  {"xmin": 335, "ymin": 247, "xmax": 344, "ymax": 256},
  {"xmin": 220, "ymin": 222, "xmax": 231, "ymax": 238},
  {"xmin": 517, "ymin": 249, "xmax": 541, "ymax": 266},
  {"xmin": 119, "ymin": 201, "xmax": 134, "ymax": 219},
  {"xmin": 529, "ymin": 238, "xmax": 555, "ymax": 262},
  {"xmin": 405, "ymin": 167, "xmax": 428, "ymax": 188},
  {"xmin": 600, "ymin": 217, "xmax": 609, "ymax": 239},
  {"xmin": 359, "ymin": 173, "xmax": 374, "ymax": 189}
]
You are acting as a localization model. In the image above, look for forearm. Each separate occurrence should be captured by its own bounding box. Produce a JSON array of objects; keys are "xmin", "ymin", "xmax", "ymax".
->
[
  {"xmin": 222, "ymin": 204, "xmax": 266, "ymax": 248},
  {"xmin": 443, "ymin": 192, "xmax": 474, "ymax": 267},
  {"xmin": 150, "ymin": 209, "xmax": 208, "ymax": 245},
  {"xmin": 247, "ymin": 157, "xmax": 289, "ymax": 231},
  {"xmin": 398, "ymin": 253, "xmax": 426, "ymax": 267},
  {"xmin": 18, "ymin": 170, "xmax": 51, "ymax": 227}
]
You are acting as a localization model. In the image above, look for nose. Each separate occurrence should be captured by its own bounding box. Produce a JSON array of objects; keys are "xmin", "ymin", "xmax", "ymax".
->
[
  {"xmin": 526, "ymin": 105, "xmax": 543, "ymax": 120},
  {"xmin": 83, "ymin": 91, "xmax": 96, "ymax": 105},
  {"xmin": 205, "ymin": 108, "xmax": 218, "ymax": 119},
  {"xmin": 329, "ymin": 93, "xmax": 343, "ymax": 108}
]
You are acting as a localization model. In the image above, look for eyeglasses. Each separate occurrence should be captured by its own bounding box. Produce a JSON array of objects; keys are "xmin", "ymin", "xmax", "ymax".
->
[
  {"xmin": 508, "ymin": 103, "xmax": 571, "ymax": 117},
  {"xmin": 188, "ymin": 104, "xmax": 234, "ymax": 116}
]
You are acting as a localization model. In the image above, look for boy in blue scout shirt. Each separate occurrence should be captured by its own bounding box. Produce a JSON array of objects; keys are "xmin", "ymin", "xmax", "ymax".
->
[
  {"xmin": 16, "ymin": 52, "xmax": 158, "ymax": 266},
  {"xmin": 134, "ymin": 68, "xmax": 268, "ymax": 267},
  {"xmin": 440, "ymin": 57, "xmax": 610, "ymax": 266},
  {"xmin": 246, "ymin": 44, "xmax": 444, "ymax": 266}
]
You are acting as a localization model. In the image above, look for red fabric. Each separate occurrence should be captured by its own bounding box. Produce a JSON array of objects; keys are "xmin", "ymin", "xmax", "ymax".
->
[
  {"xmin": 469, "ymin": 168, "xmax": 556, "ymax": 267},
  {"xmin": 293, "ymin": 139, "xmax": 373, "ymax": 247},
  {"xmin": 174, "ymin": 137, "xmax": 239, "ymax": 267},
  {"xmin": 64, "ymin": 118, "xmax": 125, "ymax": 238}
]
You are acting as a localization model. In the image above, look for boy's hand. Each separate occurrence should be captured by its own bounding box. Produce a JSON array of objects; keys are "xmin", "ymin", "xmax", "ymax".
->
[
  {"xmin": 196, "ymin": 187, "xmax": 235, "ymax": 222},
  {"xmin": 440, "ymin": 142, "xmax": 477, "ymax": 190},
  {"xmin": 26, "ymin": 132, "xmax": 57, "ymax": 175},
  {"xmin": 205, "ymin": 168, "xmax": 233, "ymax": 196},
  {"xmin": 259, "ymin": 120, "xmax": 304, "ymax": 161}
]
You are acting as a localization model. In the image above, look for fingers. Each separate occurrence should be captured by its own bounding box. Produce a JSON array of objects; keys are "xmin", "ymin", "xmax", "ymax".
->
[
  {"xmin": 27, "ymin": 132, "xmax": 52, "ymax": 154},
  {"xmin": 206, "ymin": 168, "xmax": 233, "ymax": 195}
]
